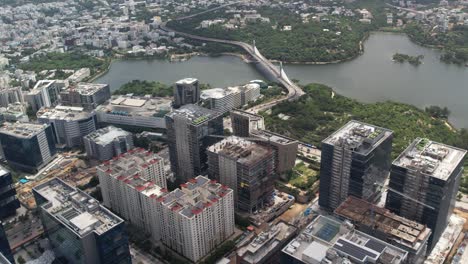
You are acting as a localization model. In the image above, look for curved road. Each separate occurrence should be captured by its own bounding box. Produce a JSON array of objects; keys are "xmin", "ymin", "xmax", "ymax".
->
[{"xmin": 161, "ymin": 4, "xmax": 305, "ymax": 112}]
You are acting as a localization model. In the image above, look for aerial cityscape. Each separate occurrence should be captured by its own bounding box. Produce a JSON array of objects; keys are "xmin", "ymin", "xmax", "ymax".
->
[{"xmin": 0, "ymin": 0, "xmax": 468, "ymax": 264}]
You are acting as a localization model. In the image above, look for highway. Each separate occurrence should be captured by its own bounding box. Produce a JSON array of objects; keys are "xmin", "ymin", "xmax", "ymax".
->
[{"xmin": 161, "ymin": 3, "xmax": 305, "ymax": 112}]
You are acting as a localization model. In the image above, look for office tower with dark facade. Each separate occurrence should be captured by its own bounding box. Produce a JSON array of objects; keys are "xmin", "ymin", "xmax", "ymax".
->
[
  {"xmin": 230, "ymin": 109, "xmax": 265, "ymax": 137},
  {"xmin": 165, "ymin": 104, "xmax": 223, "ymax": 182},
  {"xmin": 33, "ymin": 178, "xmax": 131, "ymax": 264},
  {"xmin": 0, "ymin": 222, "xmax": 14, "ymax": 263},
  {"xmin": 173, "ymin": 78, "xmax": 200, "ymax": 108},
  {"xmin": 0, "ymin": 122, "xmax": 56, "ymax": 172},
  {"xmin": 207, "ymin": 136, "xmax": 276, "ymax": 212},
  {"xmin": 319, "ymin": 120, "xmax": 393, "ymax": 211},
  {"xmin": 0, "ymin": 166, "xmax": 20, "ymax": 219},
  {"xmin": 385, "ymin": 138, "xmax": 466, "ymax": 250}
]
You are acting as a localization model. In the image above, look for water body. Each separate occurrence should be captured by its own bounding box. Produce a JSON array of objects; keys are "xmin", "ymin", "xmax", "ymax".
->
[{"xmin": 95, "ymin": 32, "xmax": 468, "ymax": 128}]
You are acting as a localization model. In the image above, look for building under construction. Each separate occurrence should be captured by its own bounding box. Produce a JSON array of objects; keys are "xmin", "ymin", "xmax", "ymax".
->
[
  {"xmin": 335, "ymin": 196, "xmax": 432, "ymax": 264},
  {"xmin": 385, "ymin": 138, "xmax": 466, "ymax": 250}
]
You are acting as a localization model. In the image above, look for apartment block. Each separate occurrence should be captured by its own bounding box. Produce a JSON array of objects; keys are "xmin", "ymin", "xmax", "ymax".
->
[
  {"xmin": 37, "ymin": 105, "xmax": 97, "ymax": 148},
  {"xmin": 173, "ymin": 78, "xmax": 200, "ymax": 108},
  {"xmin": 159, "ymin": 176, "xmax": 235, "ymax": 262},
  {"xmin": 207, "ymin": 136, "xmax": 276, "ymax": 212},
  {"xmin": 385, "ymin": 138, "xmax": 466, "ymax": 249},
  {"xmin": 84, "ymin": 126, "xmax": 133, "ymax": 161},
  {"xmin": 230, "ymin": 109, "xmax": 265, "ymax": 137},
  {"xmin": 0, "ymin": 122, "xmax": 56, "ymax": 172},
  {"xmin": 165, "ymin": 104, "xmax": 223, "ymax": 182},
  {"xmin": 335, "ymin": 196, "xmax": 431, "ymax": 264},
  {"xmin": 60, "ymin": 83, "xmax": 110, "ymax": 110},
  {"xmin": 319, "ymin": 120, "xmax": 393, "ymax": 211},
  {"xmin": 33, "ymin": 178, "xmax": 131, "ymax": 264}
]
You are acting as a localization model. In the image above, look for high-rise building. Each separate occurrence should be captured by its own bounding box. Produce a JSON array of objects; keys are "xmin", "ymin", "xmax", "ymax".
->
[
  {"xmin": 0, "ymin": 166, "xmax": 20, "ymax": 219},
  {"xmin": 60, "ymin": 83, "xmax": 111, "ymax": 110},
  {"xmin": 84, "ymin": 126, "xmax": 133, "ymax": 161},
  {"xmin": 0, "ymin": 86, "xmax": 23, "ymax": 108},
  {"xmin": 165, "ymin": 104, "xmax": 223, "ymax": 182},
  {"xmin": 33, "ymin": 178, "xmax": 131, "ymax": 264},
  {"xmin": 97, "ymin": 148, "xmax": 167, "ymax": 242},
  {"xmin": 230, "ymin": 109, "xmax": 265, "ymax": 137},
  {"xmin": 37, "ymin": 105, "xmax": 97, "ymax": 148},
  {"xmin": 0, "ymin": 122, "xmax": 56, "ymax": 172},
  {"xmin": 159, "ymin": 176, "xmax": 235, "ymax": 263},
  {"xmin": 318, "ymin": 120, "xmax": 393, "ymax": 211},
  {"xmin": 96, "ymin": 95, "xmax": 171, "ymax": 129},
  {"xmin": 173, "ymin": 78, "xmax": 200, "ymax": 108},
  {"xmin": 280, "ymin": 215, "xmax": 408, "ymax": 264},
  {"xmin": 0, "ymin": 222, "xmax": 14, "ymax": 263},
  {"xmin": 335, "ymin": 196, "xmax": 431, "ymax": 264},
  {"xmin": 25, "ymin": 80, "xmax": 64, "ymax": 111},
  {"xmin": 207, "ymin": 136, "xmax": 276, "ymax": 212},
  {"xmin": 250, "ymin": 129, "xmax": 298, "ymax": 176},
  {"xmin": 385, "ymin": 138, "xmax": 466, "ymax": 249}
]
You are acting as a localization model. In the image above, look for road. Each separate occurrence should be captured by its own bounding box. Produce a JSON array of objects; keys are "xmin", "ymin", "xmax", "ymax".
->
[
  {"xmin": 161, "ymin": 2, "xmax": 305, "ymax": 112},
  {"xmin": 130, "ymin": 245, "xmax": 166, "ymax": 264}
]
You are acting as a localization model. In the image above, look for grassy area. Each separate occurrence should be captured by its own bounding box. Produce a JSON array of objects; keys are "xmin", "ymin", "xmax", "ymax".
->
[{"xmin": 288, "ymin": 162, "xmax": 319, "ymax": 190}]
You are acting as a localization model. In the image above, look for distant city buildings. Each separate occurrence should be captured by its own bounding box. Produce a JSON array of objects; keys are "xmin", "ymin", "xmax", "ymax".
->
[
  {"xmin": 0, "ymin": 166, "xmax": 20, "ymax": 220},
  {"xmin": 230, "ymin": 109, "xmax": 265, "ymax": 137},
  {"xmin": 25, "ymin": 80, "xmax": 64, "ymax": 111},
  {"xmin": 33, "ymin": 178, "xmax": 131, "ymax": 264},
  {"xmin": 335, "ymin": 196, "xmax": 431, "ymax": 264},
  {"xmin": 385, "ymin": 138, "xmax": 466, "ymax": 249},
  {"xmin": 280, "ymin": 215, "xmax": 408, "ymax": 264},
  {"xmin": 319, "ymin": 120, "xmax": 393, "ymax": 211},
  {"xmin": 60, "ymin": 83, "xmax": 111, "ymax": 110},
  {"xmin": 37, "ymin": 105, "xmax": 97, "ymax": 148},
  {"xmin": 0, "ymin": 122, "xmax": 56, "ymax": 172},
  {"xmin": 96, "ymin": 95, "xmax": 171, "ymax": 129},
  {"xmin": 84, "ymin": 126, "xmax": 134, "ymax": 161},
  {"xmin": 173, "ymin": 78, "xmax": 200, "ymax": 108},
  {"xmin": 159, "ymin": 176, "xmax": 234, "ymax": 263},
  {"xmin": 165, "ymin": 104, "xmax": 223, "ymax": 182},
  {"xmin": 207, "ymin": 136, "xmax": 276, "ymax": 212}
]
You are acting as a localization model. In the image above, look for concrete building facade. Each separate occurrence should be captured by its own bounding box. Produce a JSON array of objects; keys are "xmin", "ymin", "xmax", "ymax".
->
[
  {"xmin": 84, "ymin": 126, "xmax": 133, "ymax": 161},
  {"xmin": 385, "ymin": 138, "xmax": 466, "ymax": 249},
  {"xmin": 207, "ymin": 136, "xmax": 276, "ymax": 212},
  {"xmin": 0, "ymin": 86, "xmax": 23, "ymax": 108},
  {"xmin": 230, "ymin": 109, "xmax": 265, "ymax": 138},
  {"xmin": 318, "ymin": 120, "xmax": 393, "ymax": 211},
  {"xmin": 25, "ymin": 80, "xmax": 64, "ymax": 111}
]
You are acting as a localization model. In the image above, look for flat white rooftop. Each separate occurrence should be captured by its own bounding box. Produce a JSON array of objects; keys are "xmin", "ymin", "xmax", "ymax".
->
[{"xmin": 85, "ymin": 126, "xmax": 131, "ymax": 146}]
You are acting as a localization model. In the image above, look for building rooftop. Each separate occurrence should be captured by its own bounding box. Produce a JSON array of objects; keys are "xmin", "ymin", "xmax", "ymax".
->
[
  {"xmin": 250, "ymin": 129, "xmax": 298, "ymax": 145},
  {"xmin": 70, "ymin": 83, "xmax": 108, "ymax": 96},
  {"xmin": 208, "ymin": 136, "xmax": 273, "ymax": 166},
  {"xmin": 84, "ymin": 126, "xmax": 131, "ymax": 146},
  {"xmin": 393, "ymin": 138, "xmax": 466, "ymax": 181},
  {"xmin": 160, "ymin": 176, "xmax": 232, "ymax": 219},
  {"xmin": 237, "ymin": 221, "xmax": 297, "ymax": 263},
  {"xmin": 33, "ymin": 178, "xmax": 123, "ymax": 237},
  {"xmin": 0, "ymin": 122, "xmax": 49, "ymax": 138},
  {"xmin": 37, "ymin": 105, "xmax": 94, "ymax": 121},
  {"xmin": 322, "ymin": 120, "xmax": 393, "ymax": 155},
  {"xmin": 167, "ymin": 104, "xmax": 221, "ymax": 125},
  {"xmin": 175, "ymin": 78, "xmax": 198, "ymax": 85},
  {"xmin": 231, "ymin": 109, "xmax": 264, "ymax": 122},
  {"xmin": 282, "ymin": 215, "xmax": 408, "ymax": 264},
  {"xmin": 335, "ymin": 196, "xmax": 431, "ymax": 252},
  {"xmin": 200, "ymin": 87, "xmax": 240, "ymax": 100},
  {"xmin": 96, "ymin": 95, "xmax": 171, "ymax": 118}
]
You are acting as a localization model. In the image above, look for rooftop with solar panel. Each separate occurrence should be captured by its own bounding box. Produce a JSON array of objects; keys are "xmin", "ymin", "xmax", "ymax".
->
[
  {"xmin": 282, "ymin": 215, "xmax": 408, "ymax": 264},
  {"xmin": 33, "ymin": 178, "xmax": 123, "ymax": 237},
  {"xmin": 394, "ymin": 138, "xmax": 467, "ymax": 181},
  {"xmin": 322, "ymin": 120, "xmax": 393, "ymax": 155}
]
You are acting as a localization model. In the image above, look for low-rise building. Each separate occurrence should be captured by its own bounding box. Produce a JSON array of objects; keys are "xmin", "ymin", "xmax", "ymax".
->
[
  {"xmin": 96, "ymin": 95, "xmax": 171, "ymax": 129},
  {"xmin": 335, "ymin": 196, "xmax": 431, "ymax": 264},
  {"xmin": 33, "ymin": 178, "xmax": 131, "ymax": 264},
  {"xmin": 84, "ymin": 126, "xmax": 133, "ymax": 161},
  {"xmin": 0, "ymin": 122, "xmax": 56, "ymax": 172},
  {"xmin": 60, "ymin": 83, "xmax": 111, "ymax": 110},
  {"xmin": 37, "ymin": 105, "xmax": 97, "ymax": 148},
  {"xmin": 281, "ymin": 215, "xmax": 408, "ymax": 264},
  {"xmin": 0, "ymin": 102, "xmax": 29, "ymax": 122}
]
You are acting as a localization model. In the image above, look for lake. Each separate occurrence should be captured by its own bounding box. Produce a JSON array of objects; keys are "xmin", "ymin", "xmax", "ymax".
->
[{"xmin": 95, "ymin": 32, "xmax": 468, "ymax": 128}]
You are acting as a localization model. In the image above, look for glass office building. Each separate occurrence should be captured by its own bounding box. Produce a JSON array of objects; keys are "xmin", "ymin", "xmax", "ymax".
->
[{"xmin": 0, "ymin": 166, "xmax": 20, "ymax": 219}]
